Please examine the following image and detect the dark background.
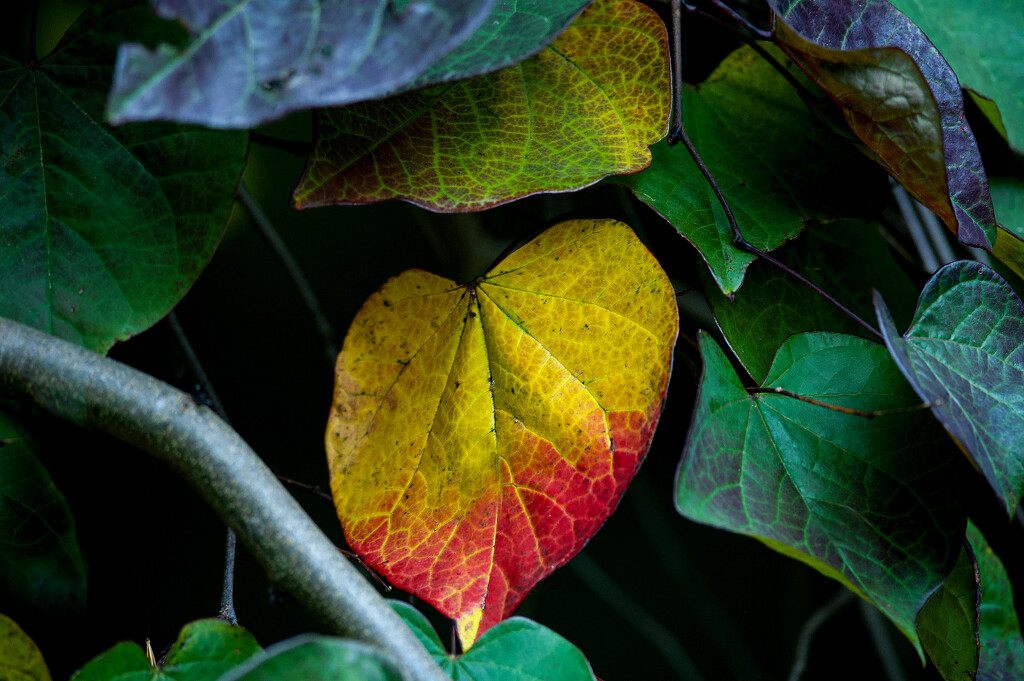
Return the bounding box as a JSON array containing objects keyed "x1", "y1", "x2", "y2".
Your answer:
[{"x1": 3, "y1": 2, "x2": 1022, "y2": 680}]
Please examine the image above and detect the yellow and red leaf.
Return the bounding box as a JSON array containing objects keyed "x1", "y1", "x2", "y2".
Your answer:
[{"x1": 326, "y1": 219, "x2": 677, "y2": 647}]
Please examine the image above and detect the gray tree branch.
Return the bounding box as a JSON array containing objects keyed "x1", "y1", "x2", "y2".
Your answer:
[{"x1": 0, "y1": 317, "x2": 448, "y2": 681}]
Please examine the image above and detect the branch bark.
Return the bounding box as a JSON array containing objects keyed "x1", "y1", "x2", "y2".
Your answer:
[{"x1": 0, "y1": 317, "x2": 449, "y2": 681}]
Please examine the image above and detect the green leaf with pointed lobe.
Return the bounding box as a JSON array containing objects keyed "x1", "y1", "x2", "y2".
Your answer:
[
  {"x1": 391, "y1": 601, "x2": 598, "y2": 681},
  {"x1": 0, "y1": 408, "x2": 85, "y2": 617},
  {"x1": 0, "y1": 0, "x2": 245, "y2": 353},
  {"x1": 0, "y1": 614, "x2": 51, "y2": 681},
  {"x1": 107, "y1": 0, "x2": 499, "y2": 128},
  {"x1": 769, "y1": 0, "x2": 997, "y2": 249},
  {"x1": 970, "y1": 523, "x2": 1024, "y2": 680},
  {"x1": 917, "y1": 540, "x2": 980, "y2": 681},
  {"x1": 71, "y1": 619, "x2": 261, "y2": 681},
  {"x1": 676, "y1": 332, "x2": 964, "y2": 654},
  {"x1": 887, "y1": 0, "x2": 1024, "y2": 155},
  {"x1": 874, "y1": 261, "x2": 1024, "y2": 516},
  {"x1": 614, "y1": 45, "x2": 884, "y2": 294},
  {"x1": 704, "y1": 220, "x2": 917, "y2": 383},
  {"x1": 293, "y1": 0, "x2": 670, "y2": 212}
]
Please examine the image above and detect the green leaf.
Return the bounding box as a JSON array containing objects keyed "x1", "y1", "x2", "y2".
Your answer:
[
  {"x1": 293, "y1": 0, "x2": 669, "y2": 212},
  {"x1": 874, "y1": 261, "x2": 1024, "y2": 516},
  {"x1": 0, "y1": 0, "x2": 246, "y2": 353},
  {"x1": 391, "y1": 601, "x2": 598, "y2": 680},
  {"x1": 69, "y1": 643, "x2": 152, "y2": 681},
  {"x1": 769, "y1": 0, "x2": 997, "y2": 249},
  {"x1": 218, "y1": 637, "x2": 400, "y2": 681},
  {"x1": 704, "y1": 219, "x2": 917, "y2": 383},
  {"x1": 71, "y1": 619, "x2": 261, "y2": 681},
  {"x1": 107, "y1": 0, "x2": 499, "y2": 128},
  {"x1": 888, "y1": 0, "x2": 1024, "y2": 155},
  {"x1": 0, "y1": 408, "x2": 85, "y2": 616},
  {"x1": 917, "y1": 540, "x2": 980, "y2": 681},
  {"x1": 969, "y1": 522, "x2": 1024, "y2": 680},
  {"x1": 614, "y1": 45, "x2": 883, "y2": 294},
  {"x1": 676, "y1": 332, "x2": 964, "y2": 655},
  {"x1": 0, "y1": 614, "x2": 51, "y2": 681}
]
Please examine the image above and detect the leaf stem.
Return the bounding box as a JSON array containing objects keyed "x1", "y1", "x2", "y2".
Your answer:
[
  {"x1": 237, "y1": 182, "x2": 338, "y2": 366},
  {"x1": 750, "y1": 386, "x2": 940, "y2": 417},
  {"x1": 0, "y1": 317, "x2": 450, "y2": 681}
]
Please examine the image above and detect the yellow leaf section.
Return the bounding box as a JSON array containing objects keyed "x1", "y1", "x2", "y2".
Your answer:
[
  {"x1": 294, "y1": 0, "x2": 669, "y2": 213},
  {"x1": 0, "y1": 614, "x2": 51, "y2": 681},
  {"x1": 994, "y1": 225, "x2": 1024, "y2": 281},
  {"x1": 327, "y1": 219, "x2": 677, "y2": 648}
]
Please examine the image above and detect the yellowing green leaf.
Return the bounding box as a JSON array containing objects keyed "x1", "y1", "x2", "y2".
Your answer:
[
  {"x1": 294, "y1": 0, "x2": 669, "y2": 212},
  {"x1": 0, "y1": 614, "x2": 51, "y2": 681},
  {"x1": 327, "y1": 219, "x2": 677, "y2": 649}
]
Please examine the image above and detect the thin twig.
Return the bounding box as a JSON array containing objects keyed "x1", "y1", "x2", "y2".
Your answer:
[
  {"x1": 0, "y1": 317, "x2": 450, "y2": 681},
  {"x1": 167, "y1": 312, "x2": 229, "y2": 421},
  {"x1": 787, "y1": 589, "x2": 855, "y2": 681},
  {"x1": 704, "y1": 0, "x2": 772, "y2": 39},
  {"x1": 275, "y1": 474, "x2": 334, "y2": 503},
  {"x1": 236, "y1": 182, "x2": 338, "y2": 366},
  {"x1": 167, "y1": 311, "x2": 239, "y2": 623}
]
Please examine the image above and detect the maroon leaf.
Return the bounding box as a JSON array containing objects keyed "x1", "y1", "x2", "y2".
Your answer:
[{"x1": 769, "y1": 0, "x2": 996, "y2": 249}]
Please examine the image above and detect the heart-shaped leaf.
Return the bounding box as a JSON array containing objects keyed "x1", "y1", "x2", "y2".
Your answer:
[
  {"x1": 703, "y1": 219, "x2": 917, "y2": 383},
  {"x1": 106, "y1": 0, "x2": 498, "y2": 128},
  {"x1": 327, "y1": 218, "x2": 677, "y2": 648},
  {"x1": 0, "y1": 0, "x2": 246, "y2": 353},
  {"x1": 769, "y1": 0, "x2": 997, "y2": 249},
  {"x1": 917, "y1": 540, "x2": 980, "y2": 681},
  {"x1": 392, "y1": 600, "x2": 597, "y2": 680},
  {"x1": 294, "y1": 0, "x2": 670, "y2": 213},
  {"x1": 0, "y1": 408, "x2": 85, "y2": 617},
  {"x1": 614, "y1": 45, "x2": 884, "y2": 294},
  {"x1": 874, "y1": 261, "x2": 1024, "y2": 516},
  {"x1": 676, "y1": 331, "x2": 964, "y2": 654},
  {"x1": 71, "y1": 619, "x2": 261, "y2": 681},
  {"x1": 970, "y1": 523, "x2": 1024, "y2": 680},
  {"x1": 888, "y1": 0, "x2": 1024, "y2": 155},
  {"x1": 0, "y1": 614, "x2": 50, "y2": 681}
]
